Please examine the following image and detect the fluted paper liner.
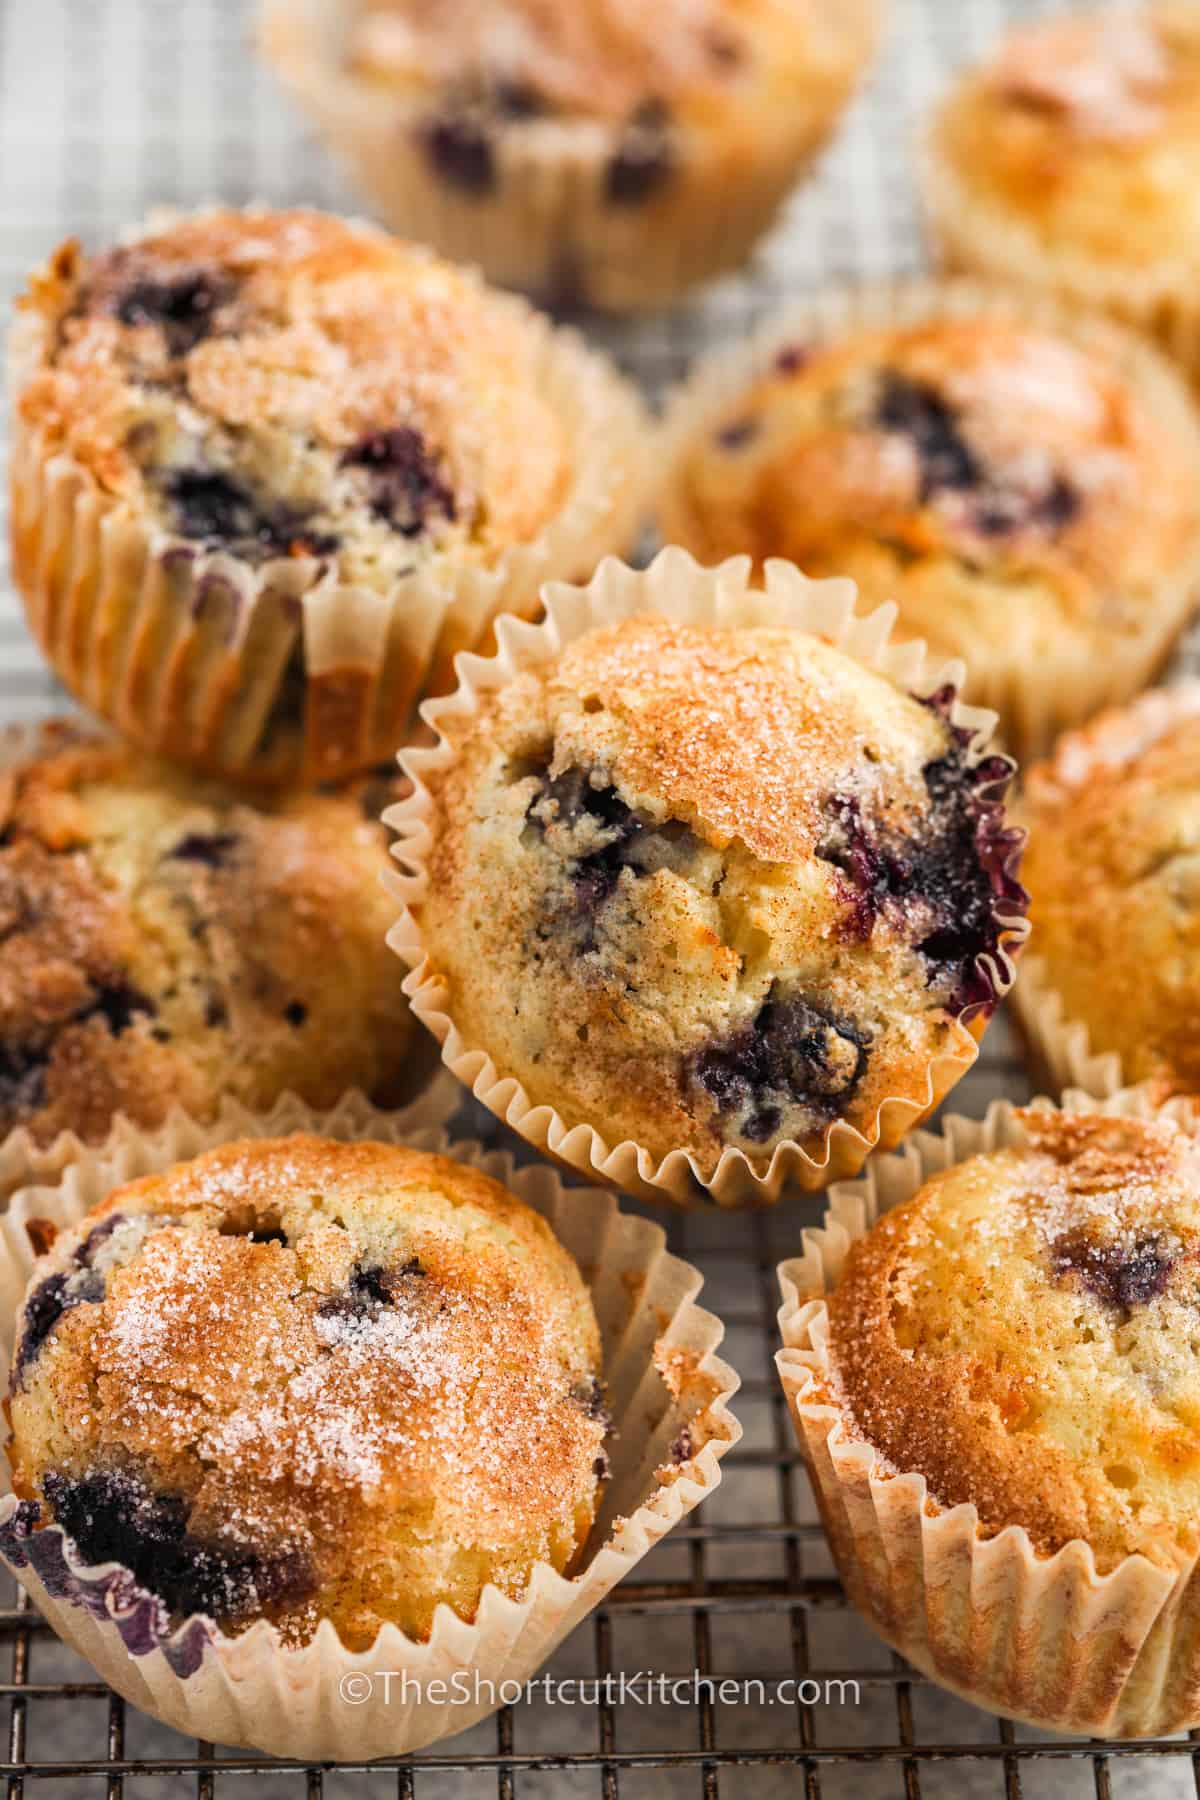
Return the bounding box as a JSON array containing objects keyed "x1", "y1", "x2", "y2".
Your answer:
[
  {"x1": 259, "y1": 0, "x2": 883, "y2": 313},
  {"x1": 921, "y1": 113, "x2": 1200, "y2": 379},
  {"x1": 7, "y1": 208, "x2": 650, "y2": 784},
  {"x1": 385, "y1": 548, "x2": 1028, "y2": 1207},
  {"x1": 776, "y1": 1086, "x2": 1200, "y2": 1738},
  {"x1": 1012, "y1": 684, "x2": 1200, "y2": 1106},
  {"x1": 0, "y1": 1091, "x2": 741, "y2": 1759},
  {"x1": 658, "y1": 276, "x2": 1200, "y2": 764}
]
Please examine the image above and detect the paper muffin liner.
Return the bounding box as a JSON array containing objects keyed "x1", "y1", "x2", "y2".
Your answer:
[
  {"x1": 921, "y1": 126, "x2": 1200, "y2": 380},
  {"x1": 658, "y1": 275, "x2": 1200, "y2": 764},
  {"x1": 1011, "y1": 683, "x2": 1200, "y2": 1107},
  {"x1": 7, "y1": 208, "x2": 650, "y2": 786},
  {"x1": 776, "y1": 1084, "x2": 1200, "y2": 1739},
  {"x1": 0, "y1": 1089, "x2": 741, "y2": 1759},
  {"x1": 384, "y1": 547, "x2": 1029, "y2": 1208},
  {"x1": 259, "y1": 0, "x2": 882, "y2": 313}
]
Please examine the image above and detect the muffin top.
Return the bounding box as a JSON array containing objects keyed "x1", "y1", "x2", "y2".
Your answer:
[
  {"x1": 418, "y1": 612, "x2": 1026, "y2": 1168},
  {"x1": 0, "y1": 724, "x2": 413, "y2": 1147},
  {"x1": 825, "y1": 1110, "x2": 1200, "y2": 1572},
  {"x1": 345, "y1": 0, "x2": 879, "y2": 141},
  {"x1": 932, "y1": 4, "x2": 1200, "y2": 266},
  {"x1": 15, "y1": 209, "x2": 571, "y2": 585},
  {"x1": 1021, "y1": 684, "x2": 1200, "y2": 1101},
  {"x1": 664, "y1": 314, "x2": 1200, "y2": 666},
  {"x1": 7, "y1": 1136, "x2": 606, "y2": 1647}
]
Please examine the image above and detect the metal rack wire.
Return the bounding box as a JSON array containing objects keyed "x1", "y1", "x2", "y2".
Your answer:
[{"x1": 0, "y1": 0, "x2": 1197, "y2": 1792}]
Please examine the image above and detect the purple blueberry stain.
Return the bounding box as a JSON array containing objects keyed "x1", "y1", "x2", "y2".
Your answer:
[
  {"x1": 875, "y1": 372, "x2": 981, "y2": 501},
  {"x1": 114, "y1": 268, "x2": 236, "y2": 357},
  {"x1": 687, "y1": 989, "x2": 870, "y2": 1146},
  {"x1": 164, "y1": 470, "x2": 339, "y2": 563},
  {"x1": 419, "y1": 110, "x2": 496, "y2": 194},
  {"x1": 606, "y1": 100, "x2": 674, "y2": 206},
  {"x1": 167, "y1": 832, "x2": 239, "y2": 870},
  {"x1": 341, "y1": 427, "x2": 456, "y2": 537},
  {"x1": 715, "y1": 418, "x2": 759, "y2": 451},
  {"x1": 1051, "y1": 1230, "x2": 1175, "y2": 1312}
]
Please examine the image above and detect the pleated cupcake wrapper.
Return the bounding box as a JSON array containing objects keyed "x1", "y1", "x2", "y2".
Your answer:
[
  {"x1": 1010, "y1": 683, "x2": 1200, "y2": 1107},
  {"x1": 0, "y1": 1090, "x2": 741, "y2": 1760},
  {"x1": 259, "y1": 0, "x2": 881, "y2": 313},
  {"x1": 921, "y1": 132, "x2": 1200, "y2": 379},
  {"x1": 776, "y1": 1085, "x2": 1200, "y2": 1739},
  {"x1": 384, "y1": 547, "x2": 1028, "y2": 1208},
  {"x1": 657, "y1": 275, "x2": 1200, "y2": 764},
  {"x1": 7, "y1": 209, "x2": 649, "y2": 785}
]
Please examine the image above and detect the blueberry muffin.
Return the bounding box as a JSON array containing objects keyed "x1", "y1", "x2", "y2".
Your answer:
[
  {"x1": 261, "y1": 0, "x2": 884, "y2": 311},
  {"x1": 660, "y1": 291, "x2": 1200, "y2": 759},
  {"x1": 406, "y1": 609, "x2": 1027, "y2": 1192},
  {"x1": 5, "y1": 1135, "x2": 608, "y2": 1647},
  {"x1": 1016, "y1": 684, "x2": 1200, "y2": 1105},
  {"x1": 924, "y1": 4, "x2": 1200, "y2": 371},
  {"x1": 9, "y1": 207, "x2": 646, "y2": 783},
  {"x1": 0, "y1": 724, "x2": 415, "y2": 1149},
  {"x1": 785, "y1": 1106, "x2": 1200, "y2": 1735}
]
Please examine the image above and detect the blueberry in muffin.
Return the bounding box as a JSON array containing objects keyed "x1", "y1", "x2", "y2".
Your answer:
[
  {"x1": 261, "y1": 0, "x2": 884, "y2": 311},
  {"x1": 6, "y1": 1136, "x2": 608, "y2": 1646},
  {"x1": 9, "y1": 207, "x2": 645, "y2": 783},
  {"x1": 0, "y1": 724, "x2": 414, "y2": 1148},
  {"x1": 408, "y1": 610, "x2": 1027, "y2": 1185},
  {"x1": 661, "y1": 294, "x2": 1200, "y2": 759},
  {"x1": 924, "y1": 3, "x2": 1200, "y2": 372}
]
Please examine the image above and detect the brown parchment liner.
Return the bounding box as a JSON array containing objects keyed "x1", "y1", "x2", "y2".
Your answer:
[
  {"x1": 776, "y1": 1085, "x2": 1200, "y2": 1739},
  {"x1": 1011, "y1": 683, "x2": 1200, "y2": 1106},
  {"x1": 0, "y1": 1089, "x2": 741, "y2": 1760},
  {"x1": 657, "y1": 276, "x2": 1200, "y2": 765},
  {"x1": 384, "y1": 548, "x2": 1029, "y2": 1208},
  {"x1": 6, "y1": 208, "x2": 650, "y2": 785},
  {"x1": 257, "y1": 0, "x2": 883, "y2": 313}
]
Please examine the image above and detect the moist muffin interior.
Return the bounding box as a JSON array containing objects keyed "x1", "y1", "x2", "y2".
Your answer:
[
  {"x1": 418, "y1": 613, "x2": 1026, "y2": 1170},
  {"x1": 6, "y1": 1136, "x2": 608, "y2": 1648},
  {"x1": 667, "y1": 317, "x2": 1200, "y2": 674},
  {"x1": 16, "y1": 209, "x2": 571, "y2": 589},
  {"x1": 0, "y1": 727, "x2": 413, "y2": 1147},
  {"x1": 824, "y1": 1110, "x2": 1200, "y2": 1572}
]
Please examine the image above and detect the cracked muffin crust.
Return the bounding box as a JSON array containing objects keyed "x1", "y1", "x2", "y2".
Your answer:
[
  {"x1": 5, "y1": 1135, "x2": 608, "y2": 1647},
  {"x1": 660, "y1": 297, "x2": 1200, "y2": 758},
  {"x1": 924, "y1": 4, "x2": 1200, "y2": 367},
  {"x1": 261, "y1": 0, "x2": 883, "y2": 310},
  {"x1": 9, "y1": 207, "x2": 645, "y2": 782},
  {"x1": 0, "y1": 724, "x2": 414, "y2": 1149},
  {"x1": 410, "y1": 611, "x2": 1027, "y2": 1182},
  {"x1": 822, "y1": 1110, "x2": 1200, "y2": 1572},
  {"x1": 1017, "y1": 684, "x2": 1200, "y2": 1105}
]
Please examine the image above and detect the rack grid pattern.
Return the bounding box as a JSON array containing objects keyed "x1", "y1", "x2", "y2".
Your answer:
[{"x1": 0, "y1": 0, "x2": 1196, "y2": 1793}]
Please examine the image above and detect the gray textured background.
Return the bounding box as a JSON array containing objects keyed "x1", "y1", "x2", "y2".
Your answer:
[{"x1": 0, "y1": 0, "x2": 1189, "y2": 1794}]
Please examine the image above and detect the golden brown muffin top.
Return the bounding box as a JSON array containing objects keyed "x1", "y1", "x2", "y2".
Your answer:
[
  {"x1": 826, "y1": 1110, "x2": 1200, "y2": 1571},
  {"x1": 8, "y1": 1136, "x2": 605, "y2": 1646},
  {"x1": 932, "y1": 4, "x2": 1200, "y2": 264},
  {"x1": 15, "y1": 209, "x2": 570, "y2": 578},
  {"x1": 666, "y1": 316, "x2": 1200, "y2": 627},
  {"x1": 1021, "y1": 684, "x2": 1200, "y2": 1100},
  {"x1": 346, "y1": 0, "x2": 880, "y2": 129},
  {"x1": 0, "y1": 723, "x2": 413, "y2": 1147}
]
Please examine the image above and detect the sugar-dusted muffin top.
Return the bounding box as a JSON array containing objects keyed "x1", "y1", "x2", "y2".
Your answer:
[
  {"x1": 418, "y1": 613, "x2": 1026, "y2": 1170},
  {"x1": 825, "y1": 1110, "x2": 1200, "y2": 1571},
  {"x1": 932, "y1": 4, "x2": 1200, "y2": 268},
  {"x1": 0, "y1": 725, "x2": 413, "y2": 1147},
  {"x1": 7, "y1": 1136, "x2": 607, "y2": 1647},
  {"x1": 14, "y1": 208, "x2": 571, "y2": 585},
  {"x1": 664, "y1": 315, "x2": 1200, "y2": 673},
  {"x1": 346, "y1": 0, "x2": 880, "y2": 149},
  {"x1": 1021, "y1": 685, "x2": 1200, "y2": 1101}
]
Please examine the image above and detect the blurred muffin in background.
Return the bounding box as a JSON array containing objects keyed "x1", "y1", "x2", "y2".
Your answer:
[
  {"x1": 9, "y1": 206, "x2": 647, "y2": 784},
  {"x1": 260, "y1": 0, "x2": 884, "y2": 312},
  {"x1": 659, "y1": 282, "x2": 1200, "y2": 760},
  {"x1": 0, "y1": 724, "x2": 415, "y2": 1150},
  {"x1": 923, "y1": 3, "x2": 1200, "y2": 372}
]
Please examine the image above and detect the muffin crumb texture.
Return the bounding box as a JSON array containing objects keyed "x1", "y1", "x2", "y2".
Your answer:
[
  {"x1": 826, "y1": 1110, "x2": 1200, "y2": 1571},
  {"x1": 7, "y1": 1136, "x2": 608, "y2": 1647}
]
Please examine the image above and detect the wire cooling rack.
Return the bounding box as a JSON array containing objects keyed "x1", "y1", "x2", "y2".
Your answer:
[{"x1": 0, "y1": 0, "x2": 1198, "y2": 1794}]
